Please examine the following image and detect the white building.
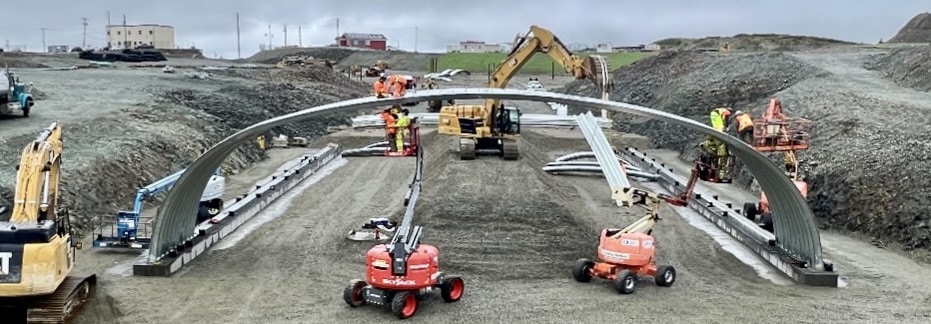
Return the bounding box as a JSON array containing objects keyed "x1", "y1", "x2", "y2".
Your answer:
[
  {"x1": 447, "y1": 40, "x2": 503, "y2": 53},
  {"x1": 106, "y1": 24, "x2": 175, "y2": 49},
  {"x1": 595, "y1": 43, "x2": 613, "y2": 53}
]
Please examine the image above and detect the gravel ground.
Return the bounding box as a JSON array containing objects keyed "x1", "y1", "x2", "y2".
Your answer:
[
  {"x1": 74, "y1": 130, "x2": 931, "y2": 323},
  {"x1": 561, "y1": 48, "x2": 931, "y2": 261},
  {"x1": 863, "y1": 45, "x2": 931, "y2": 91}
]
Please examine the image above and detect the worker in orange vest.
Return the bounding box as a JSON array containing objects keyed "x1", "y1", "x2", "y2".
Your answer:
[
  {"x1": 373, "y1": 75, "x2": 389, "y2": 98},
  {"x1": 730, "y1": 110, "x2": 754, "y2": 144},
  {"x1": 387, "y1": 74, "x2": 408, "y2": 98},
  {"x1": 379, "y1": 108, "x2": 398, "y2": 151}
]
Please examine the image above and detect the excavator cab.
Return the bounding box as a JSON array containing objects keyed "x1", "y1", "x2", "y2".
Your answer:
[{"x1": 495, "y1": 104, "x2": 521, "y2": 135}]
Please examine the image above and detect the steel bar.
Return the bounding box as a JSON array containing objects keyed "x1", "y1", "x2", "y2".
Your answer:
[
  {"x1": 575, "y1": 112, "x2": 630, "y2": 206},
  {"x1": 351, "y1": 113, "x2": 612, "y2": 129}
]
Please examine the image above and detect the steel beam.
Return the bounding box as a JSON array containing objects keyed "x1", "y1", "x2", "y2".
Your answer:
[{"x1": 147, "y1": 88, "x2": 825, "y2": 274}]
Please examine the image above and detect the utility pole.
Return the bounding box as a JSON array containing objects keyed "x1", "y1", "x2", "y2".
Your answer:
[
  {"x1": 298, "y1": 26, "x2": 302, "y2": 47},
  {"x1": 82, "y1": 17, "x2": 89, "y2": 48},
  {"x1": 414, "y1": 26, "x2": 418, "y2": 53},
  {"x1": 106, "y1": 11, "x2": 111, "y2": 26},
  {"x1": 4, "y1": 39, "x2": 9, "y2": 51},
  {"x1": 236, "y1": 12, "x2": 241, "y2": 58},
  {"x1": 336, "y1": 18, "x2": 340, "y2": 38},
  {"x1": 265, "y1": 24, "x2": 273, "y2": 49},
  {"x1": 40, "y1": 28, "x2": 47, "y2": 52},
  {"x1": 283, "y1": 25, "x2": 288, "y2": 46},
  {"x1": 122, "y1": 15, "x2": 128, "y2": 49}
]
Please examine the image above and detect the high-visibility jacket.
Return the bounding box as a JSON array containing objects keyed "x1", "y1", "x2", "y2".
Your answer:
[
  {"x1": 709, "y1": 108, "x2": 731, "y2": 132},
  {"x1": 373, "y1": 80, "x2": 388, "y2": 96},
  {"x1": 395, "y1": 114, "x2": 410, "y2": 130},
  {"x1": 380, "y1": 112, "x2": 397, "y2": 134},
  {"x1": 735, "y1": 113, "x2": 753, "y2": 132}
]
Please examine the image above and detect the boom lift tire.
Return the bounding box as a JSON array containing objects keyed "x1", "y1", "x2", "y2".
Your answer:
[
  {"x1": 760, "y1": 212, "x2": 774, "y2": 232},
  {"x1": 654, "y1": 265, "x2": 677, "y2": 287},
  {"x1": 390, "y1": 291, "x2": 418, "y2": 319},
  {"x1": 23, "y1": 98, "x2": 33, "y2": 117},
  {"x1": 342, "y1": 280, "x2": 367, "y2": 307},
  {"x1": 439, "y1": 275, "x2": 465, "y2": 303},
  {"x1": 614, "y1": 269, "x2": 637, "y2": 294},
  {"x1": 743, "y1": 202, "x2": 758, "y2": 221},
  {"x1": 572, "y1": 258, "x2": 594, "y2": 282}
]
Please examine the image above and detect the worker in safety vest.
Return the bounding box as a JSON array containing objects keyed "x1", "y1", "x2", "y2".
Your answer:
[
  {"x1": 700, "y1": 107, "x2": 733, "y2": 180},
  {"x1": 394, "y1": 109, "x2": 411, "y2": 152},
  {"x1": 379, "y1": 108, "x2": 398, "y2": 151},
  {"x1": 373, "y1": 75, "x2": 389, "y2": 98},
  {"x1": 729, "y1": 110, "x2": 754, "y2": 144},
  {"x1": 387, "y1": 74, "x2": 408, "y2": 98}
]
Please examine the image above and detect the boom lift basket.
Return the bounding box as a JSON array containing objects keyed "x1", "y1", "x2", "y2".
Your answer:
[{"x1": 751, "y1": 117, "x2": 812, "y2": 152}]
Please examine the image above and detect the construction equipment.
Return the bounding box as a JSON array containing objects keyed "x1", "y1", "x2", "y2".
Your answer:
[
  {"x1": 341, "y1": 116, "x2": 422, "y2": 158},
  {"x1": 346, "y1": 217, "x2": 398, "y2": 242},
  {"x1": 269, "y1": 134, "x2": 310, "y2": 148},
  {"x1": 276, "y1": 55, "x2": 334, "y2": 68},
  {"x1": 0, "y1": 68, "x2": 35, "y2": 117},
  {"x1": 0, "y1": 122, "x2": 97, "y2": 323},
  {"x1": 742, "y1": 97, "x2": 812, "y2": 232},
  {"x1": 355, "y1": 60, "x2": 390, "y2": 77},
  {"x1": 571, "y1": 154, "x2": 701, "y2": 294},
  {"x1": 423, "y1": 78, "x2": 454, "y2": 112},
  {"x1": 437, "y1": 25, "x2": 613, "y2": 160},
  {"x1": 92, "y1": 168, "x2": 226, "y2": 250},
  {"x1": 342, "y1": 146, "x2": 464, "y2": 319}
]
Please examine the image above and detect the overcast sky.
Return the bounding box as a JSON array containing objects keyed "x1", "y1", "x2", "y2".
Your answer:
[{"x1": 1, "y1": 1, "x2": 927, "y2": 58}]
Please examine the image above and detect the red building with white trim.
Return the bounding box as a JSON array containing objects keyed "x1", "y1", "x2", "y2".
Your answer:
[{"x1": 335, "y1": 33, "x2": 387, "y2": 51}]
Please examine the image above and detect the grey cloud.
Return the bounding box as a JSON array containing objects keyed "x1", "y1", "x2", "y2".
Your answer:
[{"x1": 2, "y1": 1, "x2": 927, "y2": 58}]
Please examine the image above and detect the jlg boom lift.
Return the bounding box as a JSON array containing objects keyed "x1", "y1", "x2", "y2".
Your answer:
[
  {"x1": 437, "y1": 25, "x2": 613, "y2": 160},
  {"x1": 342, "y1": 146, "x2": 464, "y2": 319},
  {"x1": 92, "y1": 168, "x2": 226, "y2": 250},
  {"x1": 0, "y1": 122, "x2": 97, "y2": 324},
  {"x1": 742, "y1": 97, "x2": 812, "y2": 232},
  {"x1": 341, "y1": 115, "x2": 421, "y2": 158},
  {"x1": 572, "y1": 164, "x2": 701, "y2": 294}
]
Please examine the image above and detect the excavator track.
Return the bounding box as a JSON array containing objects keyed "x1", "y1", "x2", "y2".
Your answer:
[
  {"x1": 501, "y1": 139, "x2": 519, "y2": 160},
  {"x1": 24, "y1": 275, "x2": 97, "y2": 324}
]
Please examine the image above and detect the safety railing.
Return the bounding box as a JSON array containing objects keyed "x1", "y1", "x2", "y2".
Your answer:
[{"x1": 751, "y1": 117, "x2": 812, "y2": 152}]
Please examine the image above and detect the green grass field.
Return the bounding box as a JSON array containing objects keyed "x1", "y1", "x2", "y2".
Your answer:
[{"x1": 433, "y1": 52, "x2": 651, "y2": 74}]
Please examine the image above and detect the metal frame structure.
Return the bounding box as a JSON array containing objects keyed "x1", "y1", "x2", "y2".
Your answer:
[{"x1": 144, "y1": 88, "x2": 825, "y2": 272}]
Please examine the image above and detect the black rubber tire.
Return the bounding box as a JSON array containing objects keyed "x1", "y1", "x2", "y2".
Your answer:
[
  {"x1": 760, "y1": 212, "x2": 774, "y2": 232},
  {"x1": 439, "y1": 275, "x2": 465, "y2": 303},
  {"x1": 22, "y1": 99, "x2": 32, "y2": 117},
  {"x1": 613, "y1": 270, "x2": 637, "y2": 294},
  {"x1": 342, "y1": 280, "x2": 367, "y2": 307},
  {"x1": 654, "y1": 265, "x2": 677, "y2": 287},
  {"x1": 572, "y1": 258, "x2": 594, "y2": 283},
  {"x1": 390, "y1": 291, "x2": 418, "y2": 319},
  {"x1": 196, "y1": 204, "x2": 210, "y2": 223},
  {"x1": 743, "y1": 202, "x2": 758, "y2": 221}
]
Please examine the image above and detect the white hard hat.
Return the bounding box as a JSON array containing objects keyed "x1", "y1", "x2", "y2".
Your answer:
[{"x1": 735, "y1": 110, "x2": 743, "y2": 115}]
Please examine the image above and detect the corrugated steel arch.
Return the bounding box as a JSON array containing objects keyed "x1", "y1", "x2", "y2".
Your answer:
[{"x1": 148, "y1": 88, "x2": 824, "y2": 269}]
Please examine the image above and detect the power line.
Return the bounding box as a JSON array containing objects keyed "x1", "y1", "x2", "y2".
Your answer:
[{"x1": 81, "y1": 17, "x2": 88, "y2": 48}]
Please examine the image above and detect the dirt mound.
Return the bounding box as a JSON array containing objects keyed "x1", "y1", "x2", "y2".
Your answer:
[
  {"x1": 654, "y1": 34, "x2": 856, "y2": 52},
  {"x1": 156, "y1": 66, "x2": 369, "y2": 139},
  {"x1": 0, "y1": 53, "x2": 50, "y2": 68},
  {"x1": 562, "y1": 51, "x2": 819, "y2": 150},
  {"x1": 244, "y1": 47, "x2": 357, "y2": 64},
  {"x1": 888, "y1": 13, "x2": 931, "y2": 43},
  {"x1": 863, "y1": 45, "x2": 931, "y2": 91},
  {"x1": 337, "y1": 51, "x2": 440, "y2": 71}
]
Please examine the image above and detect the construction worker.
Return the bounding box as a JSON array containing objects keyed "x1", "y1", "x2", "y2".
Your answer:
[
  {"x1": 700, "y1": 107, "x2": 733, "y2": 180},
  {"x1": 387, "y1": 74, "x2": 408, "y2": 98},
  {"x1": 373, "y1": 75, "x2": 389, "y2": 98},
  {"x1": 729, "y1": 110, "x2": 754, "y2": 144},
  {"x1": 394, "y1": 109, "x2": 411, "y2": 152},
  {"x1": 379, "y1": 108, "x2": 398, "y2": 151}
]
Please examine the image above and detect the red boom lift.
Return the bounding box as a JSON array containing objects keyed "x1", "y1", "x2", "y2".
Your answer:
[
  {"x1": 742, "y1": 97, "x2": 812, "y2": 232},
  {"x1": 342, "y1": 146, "x2": 464, "y2": 319},
  {"x1": 572, "y1": 165, "x2": 700, "y2": 294}
]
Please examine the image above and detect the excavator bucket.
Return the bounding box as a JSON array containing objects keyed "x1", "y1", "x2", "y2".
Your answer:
[{"x1": 585, "y1": 55, "x2": 612, "y2": 100}]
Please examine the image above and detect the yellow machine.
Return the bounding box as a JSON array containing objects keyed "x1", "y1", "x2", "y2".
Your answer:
[
  {"x1": 437, "y1": 25, "x2": 613, "y2": 160},
  {"x1": 0, "y1": 122, "x2": 96, "y2": 324}
]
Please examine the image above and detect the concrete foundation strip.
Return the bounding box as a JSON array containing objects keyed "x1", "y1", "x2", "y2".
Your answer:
[
  {"x1": 133, "y1": 145, "x2": 342, "y2": 276},
  {"x1": 144, "y1": 88, "x2": 829, "y2": 284},
  {"x1": 622, "y1": 147, "x2": 837, "y2": 286}
]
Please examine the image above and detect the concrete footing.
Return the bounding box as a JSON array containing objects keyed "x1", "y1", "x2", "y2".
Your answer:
[{"x1": 623, "y1": 147, "x2": 839, "y2": 287}]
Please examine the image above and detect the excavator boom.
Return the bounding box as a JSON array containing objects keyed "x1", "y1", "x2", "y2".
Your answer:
[
  {"x1": 0, "y1": 122, "x2": 96, "y2": 324},
  {"x1": 438, "y1": 25, "x2": 612, "y2": 160}
]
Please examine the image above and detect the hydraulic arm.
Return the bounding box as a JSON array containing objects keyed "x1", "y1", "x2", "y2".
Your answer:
[{"x1": 387, "y1": 145, "x2": 424, "y2": 276}]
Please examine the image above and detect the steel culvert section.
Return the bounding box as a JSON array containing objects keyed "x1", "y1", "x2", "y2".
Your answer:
[{"x1": 148, "y1": 88, "x2": 824, "y2": 269}]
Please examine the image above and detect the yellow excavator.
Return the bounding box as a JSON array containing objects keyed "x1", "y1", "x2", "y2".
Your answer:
[
  {"x1": 0, "y1": 122, "x2": 96, "y2": 324},
  {"x1": 437, "y1": 25, "x2": 613, "y2": 160}
]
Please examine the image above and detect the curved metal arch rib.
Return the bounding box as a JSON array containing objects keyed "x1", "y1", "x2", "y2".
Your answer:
[{"x1": 149, "y1": 88, "x2": 824, "y2": 268}]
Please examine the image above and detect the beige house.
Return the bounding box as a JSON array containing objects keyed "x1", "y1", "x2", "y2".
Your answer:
[{"x1": 106, "y1": 24, "x2": 175, "y2": 49}]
